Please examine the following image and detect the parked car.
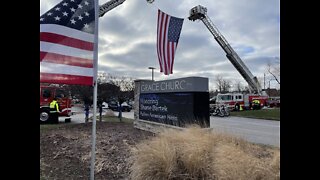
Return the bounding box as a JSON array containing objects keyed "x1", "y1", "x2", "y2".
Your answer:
[
  {"x1": 108, "y1": 101, "x2": 118, "y2": 111},
  {"x1": 102, "y1": 102, "x2": 108, "y2": 109},
  {"x1": 267, "y1": 97, "x2": 280, "y2": 108},
  {"x1": 108, "y1": 101, "x2": 132, "y2": 112},
  {"x1": 121, "y1": 102, "x2": 132, "y2": 112}
]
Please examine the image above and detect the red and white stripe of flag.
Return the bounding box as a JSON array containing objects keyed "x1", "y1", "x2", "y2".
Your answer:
[{"x1": 40, "y1": 24, "x2": 94, "y2": 85}]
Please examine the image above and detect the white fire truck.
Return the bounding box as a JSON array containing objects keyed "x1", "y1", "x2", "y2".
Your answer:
[{"x1": 189, "y1": 5, "x2": 269, "y2": 111}]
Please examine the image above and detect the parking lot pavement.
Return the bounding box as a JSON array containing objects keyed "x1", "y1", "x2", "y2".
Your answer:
[
  {"x1": 121, "y1": 111, "x2": 134, "y2": 119},
  {"x1": 59, "y1": 107, "x2": 125, "y2": 124},
  {"x1": 108, "y1": 111, "x2": 279, "y2": 147}
]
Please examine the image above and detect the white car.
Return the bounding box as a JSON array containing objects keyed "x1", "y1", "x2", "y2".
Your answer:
[{"x1": 102, "y1": 102, "x2": 108, "y2": 109}]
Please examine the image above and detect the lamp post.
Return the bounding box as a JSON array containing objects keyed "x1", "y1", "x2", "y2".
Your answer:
[
  {"x1": 268, "y1": 78, "x2": 275, "y2": 89},
  {"x1": 148, "y1": 67, "x2": 155, "y2": 81},
  {"x1": 264, "y1": 73, "x2": 266, "y2": 90}
]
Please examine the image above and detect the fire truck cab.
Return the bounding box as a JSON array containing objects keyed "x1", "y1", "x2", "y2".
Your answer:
[{"x1": 40, "y1": 85, "x2": 72, "y2": 123}]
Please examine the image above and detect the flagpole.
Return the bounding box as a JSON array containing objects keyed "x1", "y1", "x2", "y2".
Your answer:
[{"x1": 90, "y1": 0, "x2": 99, "y2": 179}]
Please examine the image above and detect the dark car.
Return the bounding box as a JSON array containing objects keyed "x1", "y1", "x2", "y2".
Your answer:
[
  {"x1": 108, "y1": 101, "x2": 118, "y2": 111},
  {"x1": 121, "y1": 102, "x2": 132, "y2": 112},
  {"x1": 108, "y1": 101, "x2": 132, "y2": 112},
  {"x1": 267, "y1": 97, "x2": 280, "y2": 108}
]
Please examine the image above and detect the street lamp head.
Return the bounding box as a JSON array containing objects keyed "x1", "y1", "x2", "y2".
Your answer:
[
  {"x1": 148, "y1": 67, "x2": 155, "y2": 81},
  {"x1": 146, "y1": 0, "x2": 155, "y2": 4}
]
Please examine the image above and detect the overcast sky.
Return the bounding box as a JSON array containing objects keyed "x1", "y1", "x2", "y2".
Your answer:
[{"x1": 40, "y1": 0, "x2": 280, "y2": 90}]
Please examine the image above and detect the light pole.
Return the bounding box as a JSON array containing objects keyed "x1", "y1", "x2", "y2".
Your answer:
[
  {"x1": 264, "y1": 73, "x2": 266, "y2": 90},
  {"x1": 268, "y1": 79, "x2": 275, "y2": 89},
  {"x1": 148, "y1": 67, "x2": 155, "y2": 81}
]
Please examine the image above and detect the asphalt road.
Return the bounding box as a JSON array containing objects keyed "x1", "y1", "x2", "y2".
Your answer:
[
  {"x1": 62, "y1": 107, "x2": 279, "y2": 147},
  {"x1": 210, "y1": 116, "x2": 280, "y2": 147}
]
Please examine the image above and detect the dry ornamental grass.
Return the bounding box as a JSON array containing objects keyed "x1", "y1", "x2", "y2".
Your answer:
[{"x1": 129, "y1": 125, "x2": 280, "y2": 180}]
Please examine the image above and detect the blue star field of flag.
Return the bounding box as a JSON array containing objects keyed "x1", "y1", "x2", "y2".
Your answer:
[
  {"x1": 40, "y1": 0, "x2": 95, "y2": 34},
  {"x1": 168, "y1": 16, "x2": 184, "y2": 43}
]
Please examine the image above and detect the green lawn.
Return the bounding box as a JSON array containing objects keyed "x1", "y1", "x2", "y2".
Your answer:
[
  {"x1": 230, "y1": 108, "x2": 280, "y2": 121},
  {"x1": 100, "y1": 116, "x2": 133, "y2": 123}
]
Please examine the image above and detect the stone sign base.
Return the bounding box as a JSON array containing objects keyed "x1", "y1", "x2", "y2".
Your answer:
[
  {"x1": 134, "y1": 119, "x2": 212, "y2": 134},
  {"x1": 133, "y1": 119, "x2": 183, "y2": 134}
]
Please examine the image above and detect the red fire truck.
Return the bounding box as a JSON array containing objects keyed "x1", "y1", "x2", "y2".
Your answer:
[
  {"x1": 40, "y1": 84, "x2": 72, "y2": 123},
  {"x1": 215, "y1": 93, "x2": 268, "y2": 111}
]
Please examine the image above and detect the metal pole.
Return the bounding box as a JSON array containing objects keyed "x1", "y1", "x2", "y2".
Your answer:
[
  {"x1": 90, "y1": 79, "x2": 98, "y2": 180},
  {"x1": 152, "y1": 68, "x2": 154, "y2": 81},
  {"x1": 148, "y1": 67, "x2": 155, "y2": 81},
  {"x1": 269, "y1": 80, "x2": 270, "y2": 89},
  {"x1": 90, "y1": 0, "x2": 99, "y2": 179},
  {"x1": 264, "y1": 73, "x2": 265, "y2": 90}
]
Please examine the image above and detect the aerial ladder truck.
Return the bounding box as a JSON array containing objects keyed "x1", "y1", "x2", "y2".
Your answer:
[
  {"x1": 99, "y1": 0, "x2": 126, "y2": 17},
  {"x1": 188, "y1": 5, "x2": 268, "y2": 110}
]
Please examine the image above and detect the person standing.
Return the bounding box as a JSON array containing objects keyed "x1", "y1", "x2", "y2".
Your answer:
[
  {"x1": 256, "y1": 99, "x2": 261, "y2": 110},
  {"x1": 84, "y1": 103, "x2": 90, "y2": 123},
  {"x1": 118, "y1": 102, "x2": 122, "y2": 122},
  {"x1": 49, "y1": 97, "x2": 60, "y2": 124},
  {"x1": 98, "y1": 103, "x2": 103, "y2": 122},
  {"x1": 252, "y1": 99, "x2": 261, "y2": 110}
]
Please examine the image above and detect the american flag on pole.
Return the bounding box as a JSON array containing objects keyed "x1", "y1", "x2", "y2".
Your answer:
[
  {"x1": 40, "y1": 0, "x2": 96, "y2": 86},
  {"x1": 157, "y1": 9, "x2": 184, "y2": 75}
]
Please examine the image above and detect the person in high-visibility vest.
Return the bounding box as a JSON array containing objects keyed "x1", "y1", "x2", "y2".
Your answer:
[
  {"x1": 239, "y1": 104, "x2": 243, "y2": 111},
  {"x1": 252, "y1": 99, "x2": 261, "y2": 110},
  {"x1": 49, "y1": 98, "x2": 60, "y2": 123}
]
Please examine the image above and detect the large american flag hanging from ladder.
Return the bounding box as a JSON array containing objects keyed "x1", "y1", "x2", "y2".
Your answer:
[{"x1": 157, "y1": 9, "x2": 184, "y2": 75}]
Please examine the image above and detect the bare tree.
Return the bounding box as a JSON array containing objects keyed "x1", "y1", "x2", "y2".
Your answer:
[
  {"x1": 233, "y1": 81, "x2": 243, "y2": 92},
  {"x1": 97, "y1": 71, "x2": 107, "y2": 84},
  {"x1": 109, "y1": 75, "x2": 134, "y2": 92},
  {"x1": 108, "y1": 75, "x2": 135, "y2": 103},
  {"x1": 215, "y1": 75, "x2": 224, "y2": 92},
  {"x1": 267, "y1": 58, "x2": 280, "y2": 85},
  {"x1": 106, "y1": 75, "x2": 135, "y2": 121},
  {"x1": 98, "y1": 82, "x2": 120, "y2": 103},
  {"x1": 68, "y1": 84, "x2": 93, "y2": 104},
  {"x1": 97, "y1": 71, "x2": 114, "y2": 84},
  {"x1": 243, "y1": 86, "x2": 251, "y2": 93},
  {"x1": 215, "y1": 75, "x2": 231, "y2": 93}
]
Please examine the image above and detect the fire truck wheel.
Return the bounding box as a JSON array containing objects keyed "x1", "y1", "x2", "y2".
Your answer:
[{"x1": 40, "y1": 110, "x2": 50, "y2": 123}]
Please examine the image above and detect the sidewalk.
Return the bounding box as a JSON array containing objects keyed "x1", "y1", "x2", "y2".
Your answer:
[{"x1": 58, "y1": 105, "x2": 133, "y2": 124}]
